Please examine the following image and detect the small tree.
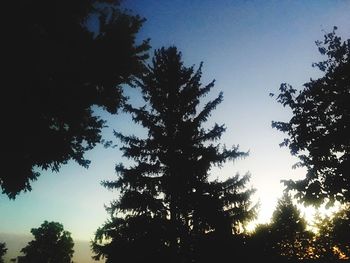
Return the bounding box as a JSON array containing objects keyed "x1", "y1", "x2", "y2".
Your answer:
[
  {"x1": 272, "y1": 27, "x2": 350, "y2": 206},
  {"x1": 270, "y1": 193, "x2": 311, "y2": 260},
  {"x1": 252, "y1": 194, "x2": 311, "y2": 261},
  {"x1": 92, "y1": 47, "x2": 255, "y2": 263},
  {"x1": 18, "y1": 221, "x2": 74, "y2": 263},
  {"x1": 0, "y1": 242, "x2": 7, "y2": 263}
]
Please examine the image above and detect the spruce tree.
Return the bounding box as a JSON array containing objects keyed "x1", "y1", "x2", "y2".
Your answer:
[
  {"x1": 254, "y1": 193, "x2": 311, "y2": 261},
  {"x1": 270, "y1": 193, "x2": 311, "y2": 260},
  {"x1": 92, "y1": 47, "x2": 255, "y2": 263}
]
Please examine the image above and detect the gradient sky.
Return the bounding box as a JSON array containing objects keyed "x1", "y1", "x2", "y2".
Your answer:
[{"x1": 1, "y1": 0, "x2": 349, "y2": 253}]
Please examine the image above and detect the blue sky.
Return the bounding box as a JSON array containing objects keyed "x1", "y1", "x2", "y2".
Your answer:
[{"x1": 1, "y1": 0, "x2": 349, "y2": 248}]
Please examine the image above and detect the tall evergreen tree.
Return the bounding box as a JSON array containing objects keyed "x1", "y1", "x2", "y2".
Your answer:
[{"x1": 92, "y1": 47, "x2": 255, "y2": 263}]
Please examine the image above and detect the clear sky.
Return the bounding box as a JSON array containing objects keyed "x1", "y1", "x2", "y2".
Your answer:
[{"x1": 1, "y1": 0, "x2": 349, "y2": 255}]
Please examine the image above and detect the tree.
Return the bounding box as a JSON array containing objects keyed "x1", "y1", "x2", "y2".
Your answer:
[
  {"x1": 331, "y1": 205, "x2": 350, "y2": 259},
  {"x1": 313, "y1": 204, "x2": 350, "y2": 260},
  {"x1": 194, "y1": 174, "x2": 257, "y2": 263},
  {"x1": 3, "y1": 0, "x2": 149, "y2": 198},
  {"x1": 272, "y1": 27, "x2": 350, "y2": 206},
  {"x1": 270, "y1": 193, "x2": 311, "y2": 260},
  {"x1": 210, "y1": 173, "x2": 257, "y2": 235},
  {"x1": 0, "y1": 242, "x2": 7, "y2": 263},
  {"x1": 251, "y1": 194, "x2": 311, "y2": 261},
  {"x1": 92, "y1": 47, "x2": 255, "y2": 263},
  {"x1": 18, "y1": 221, "x2": 74, "y2": 263}
]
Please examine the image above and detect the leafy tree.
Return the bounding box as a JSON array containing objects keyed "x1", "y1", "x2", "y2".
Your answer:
[
  {"x1": 272, "y1": 27, "x2": 350, "y2": 206},
  {"x1": 17, "y1": 221, "x2": 74, "y2": 263},
  {"x1": 3, "y1": 0, "x2": 149, "y2": 198},
  {"x1": 0, "y1": 242, "x2": 7, "y2": 263},
  {"x1": 331, "y1": 205, "x2": 350, "y2": 258},
  {"x1": 92, "y1": 47, "x2": 255, "y2": 263},
  {"x1": 312, "y1": 214, "x2": 339, "y2": 261},
  {"x1": 313, "y1": 204, "x2": 350, "y2": 260}
]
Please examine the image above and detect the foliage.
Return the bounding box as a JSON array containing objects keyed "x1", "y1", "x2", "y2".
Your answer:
[
  {"x1": 2, "y1": 0, "x2": 150, "y2": 198},
  {"x1": 211, "y1": 174, "x2": 257, "y2": 235},
  {"x1": 92, "y1": 47, "x2": 256, "y2": 263},
  {"x1": 313, "y1": 204, "x2": 350, "y2": 260},
  {"x1": 251, "y1": 193, "x2": 312, "y2": 261},
  {"x1": 270, "y1": 194, "x2": 311, "y2": 260},
  {"x1": 272, "y1": 27, "x2": 350, "y2": 206},
  {"x1": 0, "y1": 242, "x2": 7, "y2": 263},
  {"x1": 17, "y1": 221, "x2": 74, "y2": 263}
]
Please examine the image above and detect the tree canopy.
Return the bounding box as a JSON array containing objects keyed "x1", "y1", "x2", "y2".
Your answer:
[
  {"x1": 17, "y1": 221, "x2": 74, "y2": 263},
  {"x1": 272, "y1": 27, "x2": 350, "y2": 206},
  {"x1": 2, "y1": 0, "x2": 149, "y2": 198},
  {"x1": 92, "y1": 46, "x2": 256, "y2": 263},
  {"x1": 313, "y1": 204, "x2": 350, "y2": 260},
  {"x1": 251, "y1": 193, "x2": 311, "y2": 261}
]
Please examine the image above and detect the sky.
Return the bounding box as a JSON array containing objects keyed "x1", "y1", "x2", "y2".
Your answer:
[{"x1": 1, "y1": 0, "x2": 350, "y2": 261}]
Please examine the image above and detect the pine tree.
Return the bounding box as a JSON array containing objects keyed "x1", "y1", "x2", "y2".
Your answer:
[
  {"x1": 269, "y1": 193, "x2": 311, "y2": 260},
  {"x1": 92, "y1": 47, "x2": 255, "y2": 263}
]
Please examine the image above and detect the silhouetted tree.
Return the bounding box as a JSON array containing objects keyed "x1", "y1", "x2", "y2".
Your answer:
[
  {"x1": 312, "y1": 213, "x2": 339, "y2": 261},
  {"x1": 3, "y1": 0, "x2": 149, "y2": 198},
  {"x1": 217, "y1": 174, "x2": 257, "y2": 234},
  {"x1": 195, "y1": 173, "x2": 257, "y2": 263},
  {"x1": 251, "y1": 194, "x2": 311, "y2": 261},
  {"x1": 250, "y1": 223, "x2": 273, "y2": 259},
  {"x1": 313, "y1": 204, "x2": 350, "y2": 260},
  {"x1": 92, "y1": 47, "x2": 254, "y2": 263},
  {"x1": 271, "y1": 194, "x2": 311, "y2": 260},
  {"x1": 0, "y1": 242, "x2": 7, "y2": 263},
  {"x1": 331, "y1": 205, "x2": 350, "y2": 259},
  {"x1": 272, "y1": 27, "x2": 350, "y2": 206},
  {"x1": 17, "y1": 221, "x2": 74, "y2": 263}
]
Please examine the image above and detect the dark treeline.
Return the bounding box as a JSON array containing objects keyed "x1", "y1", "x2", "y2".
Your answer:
[{"x1": 1, "y1": 1, "x2": 349, "y2": 262}]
